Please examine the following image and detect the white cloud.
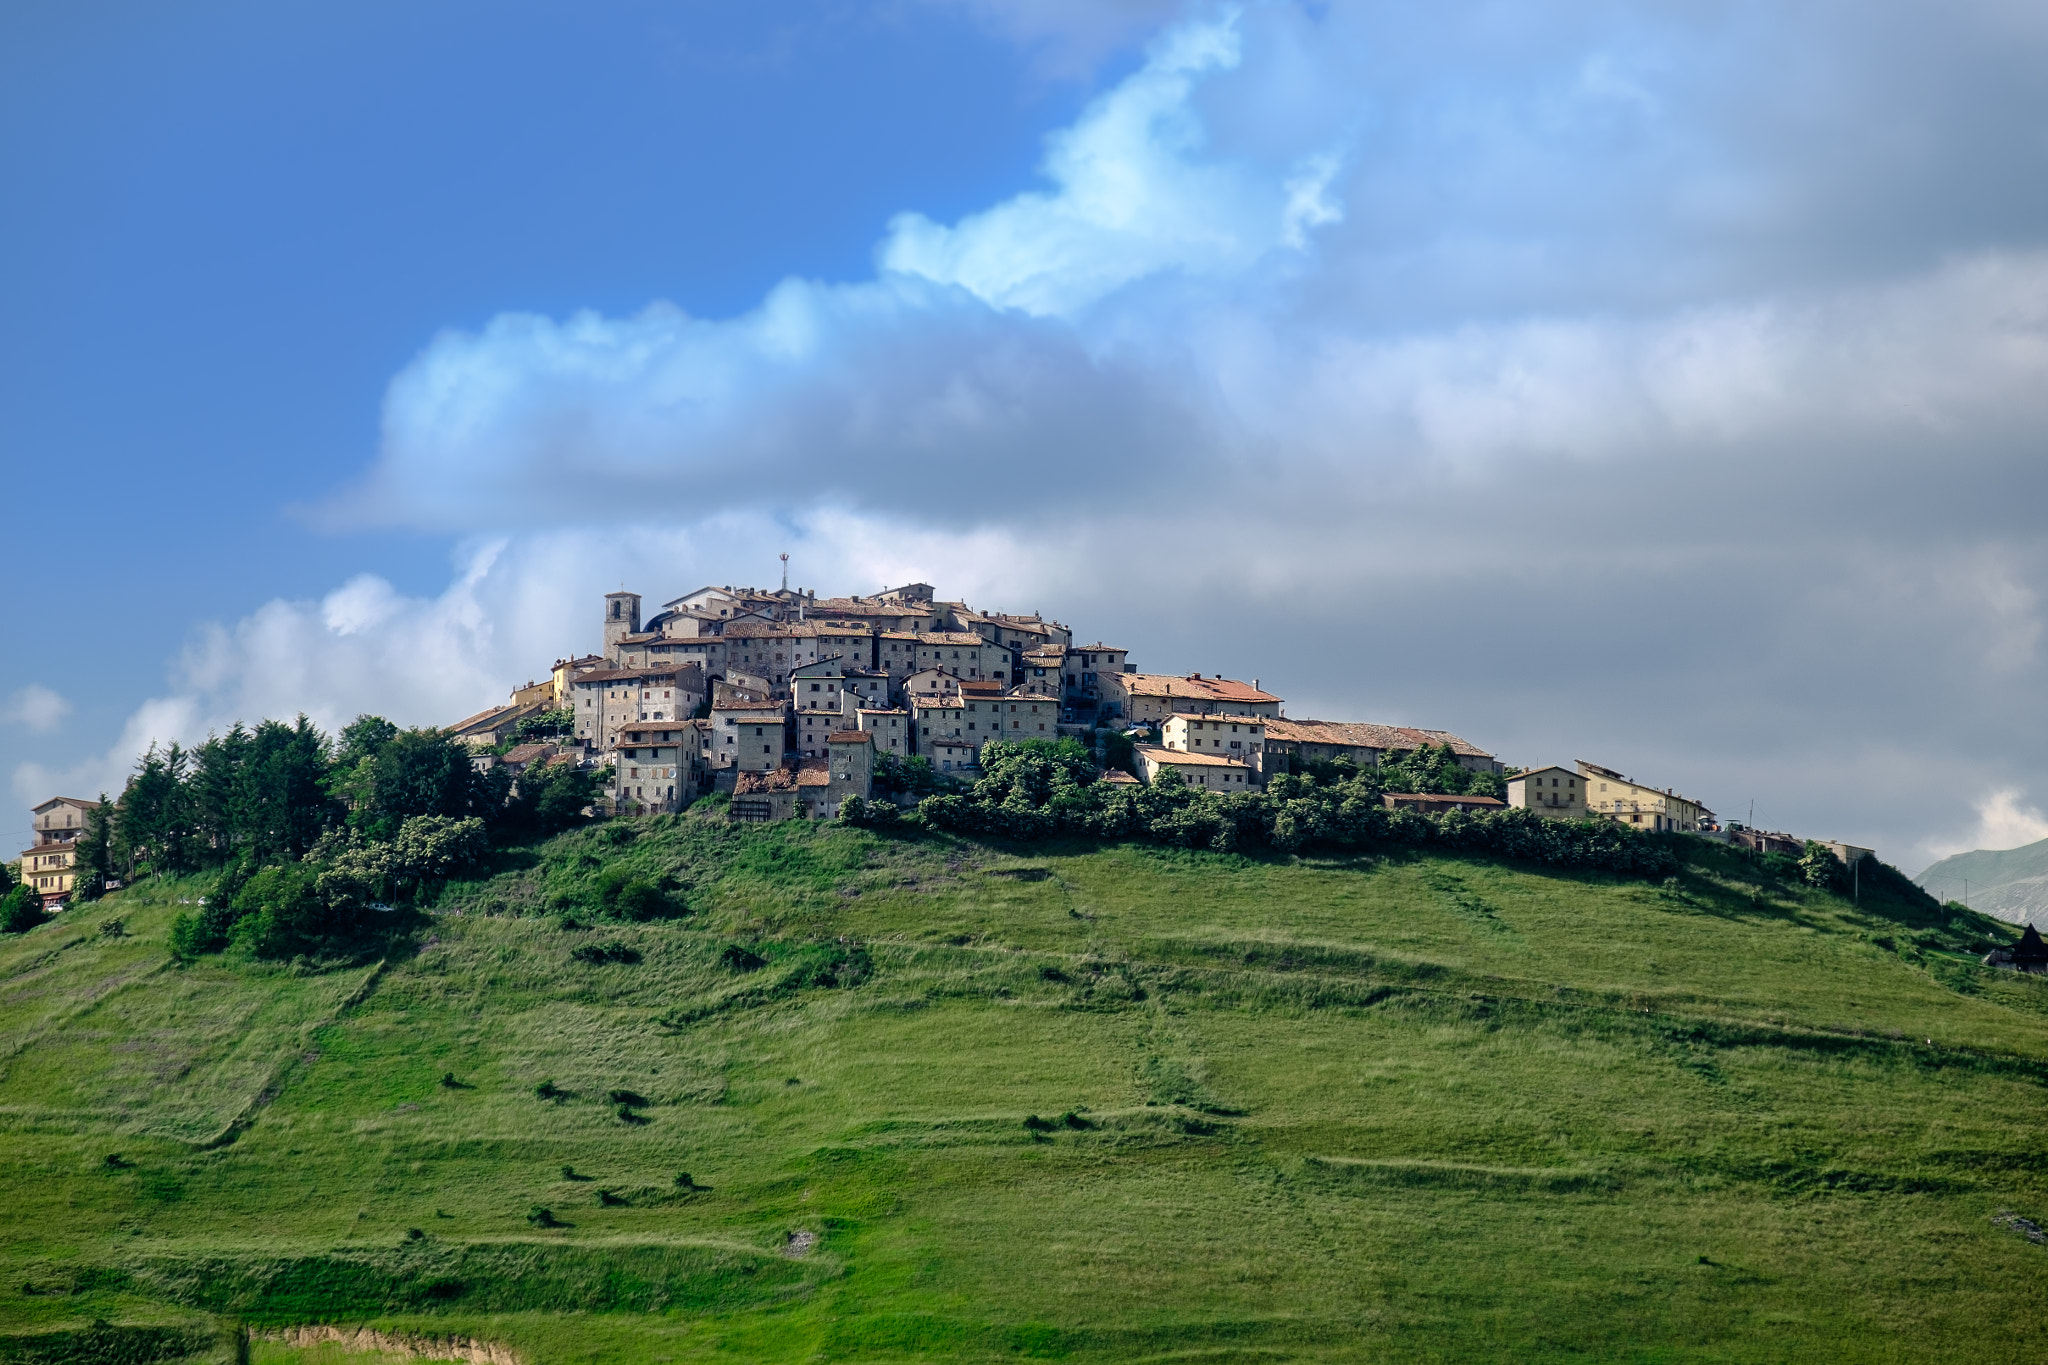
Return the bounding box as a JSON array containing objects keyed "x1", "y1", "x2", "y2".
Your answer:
[
  {"x1": 1924, "y1": 789, "x2": 2048, "y2": 862},
  {"x1": 2, "y1": 686, "x2": 71, "y2": 735},
  {"x1": 880, "y1": 10, "x2": 1336, "y2": 317}
]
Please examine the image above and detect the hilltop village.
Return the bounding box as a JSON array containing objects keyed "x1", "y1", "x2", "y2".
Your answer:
[
  {"x1": 12, "y1": 576, "x2": 1880, "y2": 909},
  {"x1": 439, "y1": 578, "x2": 1742, "y2": 834}
]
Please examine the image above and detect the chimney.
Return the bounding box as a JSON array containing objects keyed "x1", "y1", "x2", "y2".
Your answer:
[{"x1": 1253, "y1": 678, "x2": 1260, "y2": 692}]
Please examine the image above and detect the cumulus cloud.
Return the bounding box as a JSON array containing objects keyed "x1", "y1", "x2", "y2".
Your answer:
[
  {"x1": 1924, "y1": 789, "x2": 2048, "y2": 864},
  {"x1": 26, "y1": 1, "x2": 2048, "y2": 866},
  {"x1": 3, "y1": 686, "x2": 71, "y2": 735},
  {"x1": 879, "y1": 11, "x2": 1341, "y2": 317}
]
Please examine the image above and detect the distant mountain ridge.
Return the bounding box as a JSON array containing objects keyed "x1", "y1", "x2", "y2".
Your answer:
[{"x1": 1915, "y1": 837, "x2": 2048, "y2": 926}]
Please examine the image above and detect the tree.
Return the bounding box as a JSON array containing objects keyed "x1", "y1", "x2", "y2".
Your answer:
[
  {"x1": 872, "y1": 753, "x2": 938, "y2": 800},
  {"x1": 0, "y1": 884, "x2": 44, "y2": 934},
  {"x1": 70, "y1": 797, "x2": 116, "y2": 901},
  {"x1": 1799, "y1": 841, "x2": 1846, "y2": 891},
  {"x1": 352, "y1": 728, "x2": 490, "y2": 839},
  {"x1": 115, "y1": 744, "x2": 196, "y2": 878}
]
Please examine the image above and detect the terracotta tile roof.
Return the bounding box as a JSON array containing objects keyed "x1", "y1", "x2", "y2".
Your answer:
[
  {"x1": 1383, "y1": 792, "x2": 1506, "y2": 809},
  {"x1": 1264, "y1": 717, "x2": 1492, "y2": 759},
  {"x1": 1098, "y1": 769, "x2": 1140, "y2": 784},
  {"x1": 448, "y1": 702, "x2": 535, "y2": 734},
  {"x1": 734, "y1": 765, "x2": 802, "y2": 794},
  {"x1": 1134, "y1": 744, "x2": 1256, "y2": 769},
  {"x1": 1119, "y1": 674, "x2": 1281, "y2": 704},
  {"x1": 795, "y1": 758, "x2": 832, "y2": 787},
  {"x1": 827, "y1": 730, "x2": 871, "y2": 744},
  {"x1": 502, "y1": 743, "x2": 560, "y2": 765},
  {"x1": 572, "y1": 666, "x2": 691, "y2": 685}
]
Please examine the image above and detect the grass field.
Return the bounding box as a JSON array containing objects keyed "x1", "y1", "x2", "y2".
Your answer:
[{"x1": 2, "y1": 814, "x2": 2045, "y2": 1363}]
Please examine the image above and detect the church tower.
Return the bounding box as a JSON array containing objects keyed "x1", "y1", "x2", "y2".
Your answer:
[{"x1": 603, "y1": 591, "x2": 642, "y2": 657}]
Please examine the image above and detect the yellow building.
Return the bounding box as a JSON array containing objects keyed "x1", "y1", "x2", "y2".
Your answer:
[
  {"x1": 1578, "y1": 761, "x2": 1710, "y2": 832},
  {"x1": 1506, "y1": 765, "x2": 1586, "y2": 819}
]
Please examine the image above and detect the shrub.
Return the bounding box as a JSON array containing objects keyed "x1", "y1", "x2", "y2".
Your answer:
[
  {"x1": 570, "y1": 941, "x2": 642, "y2": 965},
  {"x1": 97, "y1": 917, "x2": 126, "y2": 938},
  {"x1": 1, "y1": 885, "x2": 47, "y2": 934},
  {"x1": 720, "y1": 944, "x2": 766, "y2": 972},
  {"x1": 607, "y1": 1089, "x2": 650, "y2": 1107},
  {"x1": 588, "y1": 866, "x2": 681, "y2": 921},
  {"x1": 534, "y1": 1080, "x2": 564, "y2": 1101},
  {"x1": 526, "y1": 1205, "x2": 562, "y2": 1228},
  {"x1": 596, "y1": 1189, "x2": 628, "y2": 1207}
]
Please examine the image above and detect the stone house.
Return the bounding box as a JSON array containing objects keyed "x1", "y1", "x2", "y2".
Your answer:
[
  {"x1": 1260, "y1": 719, "x2": 1500, "y2": 774},
  {"x1": 857, "y1": 707, "x2": 910, "y2": 758},
  {"x1": 987, "y1": 693, "x2": 1062, "y2": 745},
  {"x1": 709, "y1": 699, "x2": 790, "y2": 772},
  {"x1": 612, "y1": 719, "x2": 690, "y2": 814},
  {"x1": 900, "y1": 666, "x2": 963, "y2": 708},
  {"x1": 729, "y1": 730, "x2": 874, "y2": 822},
  {"x1": 1506, "y1": 765, "x2": 1586, "y2": 819},
  {"x1": 570, "y1": 666, "x2": 705, "y2": 751},
  {"x1": 1132, "y1": 744, "x2": 1259, "y2": 790},
  {"x1": 1062, "y1": 643, "x2": 1129, "y2": 717},
  {"x1": 448, "y1": 702, "x2": 542, "y2": 750},
  {"x1": 1102, "y1": 674, "x2": 1284, "y2": 724}
]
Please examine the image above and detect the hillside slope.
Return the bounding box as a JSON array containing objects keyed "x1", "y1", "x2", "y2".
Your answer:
[
  {"x1": 3, "y1": 817, "x2": 2046, "y2": 1364},
  {"x1": 1917, "y1": 836, "x2": 2048, "y2": 926}
]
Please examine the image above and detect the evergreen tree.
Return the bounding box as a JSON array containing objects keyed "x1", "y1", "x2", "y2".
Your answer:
[{"x1": 70, "y1": 797, "x2": 116, "y2": 901}]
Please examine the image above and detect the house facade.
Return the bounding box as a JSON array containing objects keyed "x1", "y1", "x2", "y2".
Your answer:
[
  {"x1": 17, "y1": 796, "x2": 100, "y2": 903},
  {"x1": 1506, "y1": 765, "x2": 1586, "y2": 819},
  {"x1": 1578, "y1": 761, "x2": 1711, "y2": 832}
]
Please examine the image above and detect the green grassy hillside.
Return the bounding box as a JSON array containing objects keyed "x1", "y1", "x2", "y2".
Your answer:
[{"x1": 3, "y1": 816, "x2": 2045, "y2": 1364}]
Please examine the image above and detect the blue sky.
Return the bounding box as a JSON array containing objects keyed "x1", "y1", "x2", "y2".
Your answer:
[{"x1": 6, "y1": 0, "x2": 2048, "y2": 870}]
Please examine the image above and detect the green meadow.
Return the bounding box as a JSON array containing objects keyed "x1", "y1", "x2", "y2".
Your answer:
[{"x1": 3, "y1": 815, "x2": 2046, "y2": 1363}]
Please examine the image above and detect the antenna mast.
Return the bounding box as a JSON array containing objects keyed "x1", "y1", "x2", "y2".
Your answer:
[{"x1": 780, "y1": 552, "x2": 790, "y2": 593}]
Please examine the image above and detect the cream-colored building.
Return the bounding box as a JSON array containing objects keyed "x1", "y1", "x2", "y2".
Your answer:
[
  {"x1": 1161, "y1": 714, "x2": 1266, "y2": 775},
  {"x1": 1506, "y1": 765, "x2": 1586, "y2": 819},
  {"x1": 551, "y1": 655, "x2": 605, "y2": 705},
  {"x1": 18, "y1": 796, "x2": 100, "y2": 903},
  {"x1": 1132, "y1": 744, "x2": 1259, "y2": 791},
  {"x1": 1103, "y1": 673, "x2": 1283, "y2": 724},
  {"x1": 1578, "y1": 761, "x2": 1710, "y2": 832}
]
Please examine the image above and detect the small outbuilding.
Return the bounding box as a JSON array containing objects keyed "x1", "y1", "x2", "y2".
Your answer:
[{"x1": 1983, "y1": 924, "x2": 2048, "y2": 974}]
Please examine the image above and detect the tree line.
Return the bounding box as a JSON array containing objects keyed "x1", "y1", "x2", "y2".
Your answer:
[
  {"x1": 34, "y1": 714, "x2": 603, "y2": 958},
  {"x1": 849, "y1": 739, "x2": 1680, "y2": 876}
]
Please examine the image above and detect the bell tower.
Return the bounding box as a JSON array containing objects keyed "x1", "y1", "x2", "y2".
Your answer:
[{"x1": 603, "y1": 591, "x2": 642, "y2": 657}]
